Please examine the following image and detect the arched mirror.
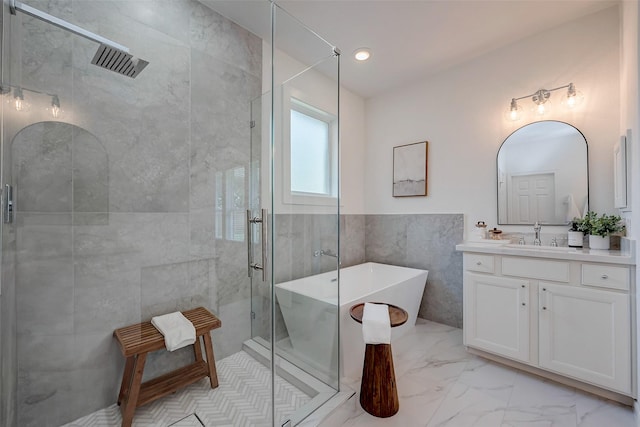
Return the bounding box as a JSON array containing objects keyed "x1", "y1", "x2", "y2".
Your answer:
[{"x1": 497, "y1": 121, "x2": 588, "y2": 225}]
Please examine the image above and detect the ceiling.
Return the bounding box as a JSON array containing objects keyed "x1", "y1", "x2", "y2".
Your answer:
[{"x1": 206, "y1": 0, "x2": 618, "y2": 99}]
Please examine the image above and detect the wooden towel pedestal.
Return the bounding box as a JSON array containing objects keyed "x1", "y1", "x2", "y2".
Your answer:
[{"x1": 350, "y1": 302, "x2": 408, "y2": 418}]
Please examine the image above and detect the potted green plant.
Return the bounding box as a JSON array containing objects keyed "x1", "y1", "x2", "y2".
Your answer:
[
  {"x1": 568, "y1": 218, "x2": 584, "y2": 248},
  {"x1": 577, "y1": 211, "x2": 624, "y2": 250}
]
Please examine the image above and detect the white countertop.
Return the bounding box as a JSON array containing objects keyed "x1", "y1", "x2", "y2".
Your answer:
[{"x1": 456, "y1": 241, "x2": 636, "y2": 265}]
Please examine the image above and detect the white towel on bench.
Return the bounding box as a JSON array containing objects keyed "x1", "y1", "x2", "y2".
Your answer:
[
  {"x1": 362, "y1": 303, "x2": 391, "y2": 344},
  {"x1": 151, "y1": 312, "x2": 196, "y2": 351}
]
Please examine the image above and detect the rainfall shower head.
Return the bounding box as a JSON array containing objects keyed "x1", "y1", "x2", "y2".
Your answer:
[
  {"x1": 91, "y1": 44, "x2": 149, "y2": 78},
  {"x1": 10, "y1": 0, "x2": 149, "y2": 78}
]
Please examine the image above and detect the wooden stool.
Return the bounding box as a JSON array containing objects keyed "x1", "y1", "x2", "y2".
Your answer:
[
  {"x1": 350, "y1": 302, "x2": 408, "y2": 418},
  {"x1": 113, "y1": 307, "x2": 222, "y2": 427}
]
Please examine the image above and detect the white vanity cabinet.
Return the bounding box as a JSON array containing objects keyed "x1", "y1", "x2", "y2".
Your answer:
[
  {"x1": 458, "y1": 244, "x2": 635, "y2": 398},
  {"x1": 538, "y1": 282, "x2": 630, "y2": 393},
  {"x1": 464, "y1": 273, "x2": 530, "y2": 363}
]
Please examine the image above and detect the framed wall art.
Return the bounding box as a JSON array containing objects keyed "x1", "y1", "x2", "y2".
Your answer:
[{"x1": 393, "y1": 141, "x2": 428, "y2": 197}]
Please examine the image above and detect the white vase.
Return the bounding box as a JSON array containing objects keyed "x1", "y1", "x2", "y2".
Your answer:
[
  {"x1": 589, "y1": 235, "x2": 610, "y2": 250},
  {"x1": 567, "y1": 231, "x2": 584, "y2": 248}
]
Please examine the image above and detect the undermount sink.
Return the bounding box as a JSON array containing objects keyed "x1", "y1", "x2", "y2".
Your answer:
[{"x1": 504, "y1": 244, "x2": 578, "y2": 252}]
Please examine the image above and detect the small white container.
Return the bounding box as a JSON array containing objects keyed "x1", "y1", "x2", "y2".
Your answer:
[
  {"x1": 473, "y1": 221, "x2": 487, "y2": 240},
  {"x1": 568, "y1": 231, "x2": 584, "y2": 248},
  {"x1": 589, "y1": 235, "x2": 610, "y2": 250}
]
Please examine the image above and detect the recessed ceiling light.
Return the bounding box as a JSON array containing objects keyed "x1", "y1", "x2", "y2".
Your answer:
[{"x1": 354, "y1": 48, "x2": 371, "y2": 61}]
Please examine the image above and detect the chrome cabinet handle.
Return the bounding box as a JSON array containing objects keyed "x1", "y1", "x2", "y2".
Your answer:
[
  {"x1": 476, "y1": 261, "x2": 482, "y2": 266},
  {"x1": 601, "y1": 274, "x2": 609, "y2": 279},
  {"x1": 540, "y1": 286, "x2": 548, "y2": 311}
]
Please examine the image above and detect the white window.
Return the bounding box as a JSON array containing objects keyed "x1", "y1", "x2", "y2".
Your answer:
[
  {"x1": 214, "y1": 166, "x2": 245, "y2": 242},
  {"x1": 285, "y1": 98, "x2": 337, "y2": 204}
]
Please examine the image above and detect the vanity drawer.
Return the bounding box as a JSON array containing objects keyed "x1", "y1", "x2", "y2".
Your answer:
[
  {"x1": 582, "y1": 264, "x2": 629, "y2": 291},
  {"x1": 502, "y1": 257, "x2": 570, "y2": 282},
  {"x1": 464, "y1": 254, "x2": 495, "y2": 273}
]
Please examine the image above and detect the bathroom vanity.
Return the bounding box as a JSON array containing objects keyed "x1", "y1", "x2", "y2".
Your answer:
[{"x1": 456, "y1": 241, "x2": 636, "y2": 403}]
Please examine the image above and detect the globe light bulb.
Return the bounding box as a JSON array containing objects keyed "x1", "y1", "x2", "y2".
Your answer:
[
  {"x1": 11, "y1": 88, "x2": 30, "y2": 112},
  {"x1": 531, "y1": 89, "x2": 551, "y2": 116},
  {"x1": 504, "y1": 98, "x2": 523, "y2": 121},
  {"x1": 47, "y1": 95, "x2": 63, "y2": 119},
  {"x1": 563, "y1": 83, "x2": 584, "y2": 109}
]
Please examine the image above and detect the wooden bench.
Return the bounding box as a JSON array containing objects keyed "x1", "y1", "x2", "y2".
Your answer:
[{"x1": 113, "y1": 307, "x2": 222, "y2": 427}]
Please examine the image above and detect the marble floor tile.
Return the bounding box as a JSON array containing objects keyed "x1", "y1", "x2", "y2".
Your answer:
[
  {"x1": 58, "y1": 319, "x2": 636, "y2": 427},
  {"x1": 502, "y1": 372, "x2": 578, "y2": 427},
  {"x1": 320, "y1": 320, "x2": 635, "y2": 427},
  {"x1": 574, "y1": 390, "x2": 636, "y2": 427}
]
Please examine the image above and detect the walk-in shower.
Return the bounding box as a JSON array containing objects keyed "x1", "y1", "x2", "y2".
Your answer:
[{"x1": 0, "y1": 1, "x2": 341, "y2": 426}]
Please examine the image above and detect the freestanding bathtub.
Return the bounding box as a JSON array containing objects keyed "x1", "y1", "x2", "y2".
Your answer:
[{"x1": 275, "y1": 262, "x2": 428, "y2": 381}]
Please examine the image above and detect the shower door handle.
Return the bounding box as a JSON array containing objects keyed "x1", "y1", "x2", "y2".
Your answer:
[
  {"x1": 246, "y1": 210, "x2": 253, "y2": 278},
  {"x1": 4, "y1": 184, "x2": 13, "y2": 224},
  {"x1": 246, "y1": 209, "x2": 267, "y2": 281}
]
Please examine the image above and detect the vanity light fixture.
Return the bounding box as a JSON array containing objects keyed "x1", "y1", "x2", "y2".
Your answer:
[
  {"x1": 353, "y1": 48, "x2": 371, "y2": 61},
  {"x1": 505, "y1": 98, "x2": 523, "y2": 121},
  {"x1": 506, "y1": 83, "x2": 583, "y2": 121},
  {"x1": 12, "y1": 87, "x2": 30, "y2": 112},
  {"x1": 2, "y1": 84, "x2": 62, "y2": 117},
  {"x1": 48, "y1": 95, "x2": 63, "y2": 118},
  {"x1": 563, "y1": 83, "x2": 584, "y2": 108}
]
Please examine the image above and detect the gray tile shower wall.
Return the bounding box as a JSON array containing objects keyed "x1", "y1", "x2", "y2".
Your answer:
[
  {"x1": 340, "y1": 214, "x2": 366, "y2": 268},
  {"x1": 273, "y1": 214, "x2": 341, "y2": 284},
  {"x1": 271, "y1": 213, "x2": 341, "y2": 342},
  {"x1": 363, "y1": 214, "x2": 464, "y2": 328},
  {"x1": 6, "y1": 1, "x2": 261, "y2": 426}
]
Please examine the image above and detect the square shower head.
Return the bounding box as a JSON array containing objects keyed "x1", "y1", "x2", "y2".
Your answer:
[{"x1": 91, "y1": 44, "x2": 149, "y2": 78}]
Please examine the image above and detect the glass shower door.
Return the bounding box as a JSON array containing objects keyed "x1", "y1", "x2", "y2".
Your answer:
[{"x1": 247, "y1": 3, "x2": 341, "y2": 425}]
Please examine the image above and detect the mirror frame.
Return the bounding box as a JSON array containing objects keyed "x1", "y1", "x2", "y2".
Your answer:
[{"x1": 496, "y1": 120, "x2": 589, "y2": 225}]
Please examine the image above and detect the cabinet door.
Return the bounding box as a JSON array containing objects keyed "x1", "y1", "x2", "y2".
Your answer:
[
  {"x1": 464, "y1": 273, "x2": 530, "y2": 362},
  {"x1": 539, "y1": 283, "x2": 631, "y2": 394}
]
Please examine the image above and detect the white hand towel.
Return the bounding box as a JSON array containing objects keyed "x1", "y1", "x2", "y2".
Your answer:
[
  {"x1": 362, "y1": 303, "x2": 391, "y2": 344},
  {"x1": 151, "y1": 312, "x2": 196, "y2": 351}
]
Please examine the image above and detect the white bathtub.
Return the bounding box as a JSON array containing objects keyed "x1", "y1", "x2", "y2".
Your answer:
[{"x1": 275, "y1": 262, "x2": 428, "y2": 381}]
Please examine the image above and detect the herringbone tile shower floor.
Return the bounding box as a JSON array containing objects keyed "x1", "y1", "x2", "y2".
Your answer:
[{"x1": 62, "y1": 351, "x2": 311, "y2": 427}]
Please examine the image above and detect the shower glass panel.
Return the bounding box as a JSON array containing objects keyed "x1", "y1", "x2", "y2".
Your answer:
[
  {"x1": 271, "y1": 3, "x2": 341, "y2": 424},
  {"x1": 248, "y1": 2, "x2": 341, "y2": 425}
]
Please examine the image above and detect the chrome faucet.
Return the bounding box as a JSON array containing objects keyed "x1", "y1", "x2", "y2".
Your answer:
[
  {"x1": 533, "y1": 221, "x2": 542, "y2": 246},
  {"x1": 314, "y1": 249, "x2": 338, "y2": 259}
]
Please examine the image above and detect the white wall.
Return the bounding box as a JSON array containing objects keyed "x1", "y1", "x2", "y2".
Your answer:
[
  {"x1": 364, "y1": 7, "x2": 621, "y2": 238},
  {"x1": 262, "y1": 42, "x2": 367, "y2": 215}
]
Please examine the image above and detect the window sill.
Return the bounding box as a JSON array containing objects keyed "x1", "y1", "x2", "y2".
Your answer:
[{"x1": 283, "y1": 193, "x2": 338, "y2": 207}]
